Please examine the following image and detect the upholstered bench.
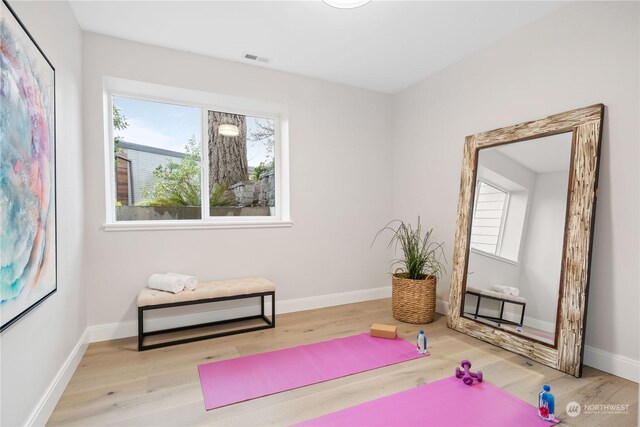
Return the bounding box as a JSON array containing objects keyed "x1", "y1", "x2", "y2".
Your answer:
[
  {"x1": 137, "y1": 277, "x2": 276, "y2": 351},
  {"x1": 465, "y1": 285, "x2": 526, "y2": 327}
]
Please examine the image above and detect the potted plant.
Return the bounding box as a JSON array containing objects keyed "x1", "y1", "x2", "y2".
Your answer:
[{"x1": 374, "y1": 217, "x2": 446, "y2": 324}]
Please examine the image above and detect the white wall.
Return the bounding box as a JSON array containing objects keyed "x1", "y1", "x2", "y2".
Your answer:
[
  {"x1": 477, "y1": 149, "x2": 535, "y2": 262},
  {"x1": 82, "y1": 33, "x2": 394, "y2": 330},
  {"x1": 467, "y1": 253, "x2": 519, "y2": 291},
  {"x1": 392, "y1": 0, "x2": 639, "y2": 376},
  {"x1": 0, "y1": 2, "x2": 86, "y2": 426},
  {"x1": 518, "y1": 171, "x2": 569, "y2": 329}
]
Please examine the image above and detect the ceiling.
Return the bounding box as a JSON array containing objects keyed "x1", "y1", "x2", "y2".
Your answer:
[
  {"x1": 496, "y1": 132, "x2": 573, "y2": 174},
  {"x1": 69, "y1": 1, "x2": 566, "y2": 93}
]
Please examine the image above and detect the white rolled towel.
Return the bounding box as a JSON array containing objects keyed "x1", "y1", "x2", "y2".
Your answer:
[
  {"x1": 492, "y1": 285, "x2": 520, "y2": 296},
  {"x1": 492, "y1": 285, "x2": 509, "y2": 294},
  {"x1": 166, "y1": 272, "x2": 198, "y2": 291},
  {"x1": 148, "y1": 273, "x2": 185, "y2": 294}
]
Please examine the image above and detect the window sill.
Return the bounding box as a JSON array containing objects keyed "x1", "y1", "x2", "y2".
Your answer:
[
  {"x1": 102, "y1": 220, "x2": 293, "y2": 232},
  {"x1": 469, "y1": 248, "x2": 519, "y2": 266}
]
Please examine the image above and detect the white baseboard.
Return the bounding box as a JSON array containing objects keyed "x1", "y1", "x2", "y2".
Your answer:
[
  {"x1": 26, "y1": 330, "x2": 89, "y2": 427},
  {"x1": 88, "y1": 286, "x2": 392, "y2": 343},
  {"x1": 500, "y1": 312, "x2": 555, "y2": 334},
  {"x1": 277, "y1": 286, "x2": 391, "y2": 314},
  {"x1": 523, "y1": 316, "x2": 555, "y2": 334},
  {"x1": 584, "y1": 346, "x2": 639, "y2": 383},
  {"x1": 436, "y1": 298, "x2": 449, "y2": 316}
]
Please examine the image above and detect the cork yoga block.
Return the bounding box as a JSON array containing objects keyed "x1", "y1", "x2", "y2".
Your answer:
[{"x1": 370, "y1": 323, "x2": 397, "y2": 339}]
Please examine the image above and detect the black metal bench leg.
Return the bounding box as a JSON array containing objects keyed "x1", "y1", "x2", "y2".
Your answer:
[
  {"x1": 138, "y1": 307, "x2": 144, "y2": 351},
  {"x1": 474, "y1": 295, "x2": 481, "y2": 319},
  {"x1": 520, "y1": 304, "x2": 526, "y2": 327},
  {"x1": 271, "y1": 292, "x2": 276, "y2": 327},
  {"x1": 498, "y1": 301, "x2": 505, "y2": 324},
  {"x1": 261, "y1": 295, "x2": 265, "y2": 317}
]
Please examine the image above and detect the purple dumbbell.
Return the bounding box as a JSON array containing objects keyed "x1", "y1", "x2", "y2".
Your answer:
[{"x1": 455, "y1": 360, "x2": 483, "y2": 385}]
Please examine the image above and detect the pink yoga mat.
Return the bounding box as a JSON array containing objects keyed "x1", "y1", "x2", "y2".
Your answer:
[
  {"x1": 297, "y1": 376, "x2": 560, "y2": 426},
  {"x1": 198, "y1": 333, "x2": 423, "y2": 410}
]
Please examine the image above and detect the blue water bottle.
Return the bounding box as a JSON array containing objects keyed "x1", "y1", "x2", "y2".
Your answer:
[{"x1": 538, "y1": 385, "x2": 555, "y2": 422}]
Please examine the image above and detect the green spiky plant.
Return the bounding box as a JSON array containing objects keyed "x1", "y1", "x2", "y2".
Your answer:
[{"x1": 373, "y1": 217, "x2": 446, "y2": 281}]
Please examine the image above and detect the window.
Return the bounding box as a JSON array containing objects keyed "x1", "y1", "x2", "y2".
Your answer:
[
  {"x1": 104, "y1": 79, "x2": 289, "y2": 229},
  {"x1": 470, "y1": 180, "x2": 509, "y2": 255},
  {"x1": 206, "y1": 110, "x2": 276, "y2": 218},
  {"x1": 113, "y1": 96, "x2": 202, "y2": 220}
]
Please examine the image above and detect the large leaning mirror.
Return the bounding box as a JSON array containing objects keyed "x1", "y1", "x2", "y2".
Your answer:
[
  {"x1": 464, "y1": 132, "x2": 572, "y2": 346},
  {"x1": 448, "y1": 105, "x2": 604, "y2": 377}
]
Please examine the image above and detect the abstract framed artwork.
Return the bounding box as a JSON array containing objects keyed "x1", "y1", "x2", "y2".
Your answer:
[{"x1": 1, "y1": 0, "x2": 57, "y2": 332}]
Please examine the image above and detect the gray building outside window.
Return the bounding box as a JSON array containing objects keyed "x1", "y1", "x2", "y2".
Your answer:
[{"x1": 118, "y1": 141, "x2": 186, "y2": 205}]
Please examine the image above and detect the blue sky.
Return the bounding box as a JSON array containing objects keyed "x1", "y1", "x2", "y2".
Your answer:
[{"x1": 113, "y1": 96, "x2": 271, "y2": 167}]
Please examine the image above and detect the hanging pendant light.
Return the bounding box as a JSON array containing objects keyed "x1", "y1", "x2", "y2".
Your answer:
[
  {"x1": 218, "y1": 124, "x2": 240, "y2": 137},
  {"x1": 322, "y1": 0, "x2": 371, "y2": 9}
]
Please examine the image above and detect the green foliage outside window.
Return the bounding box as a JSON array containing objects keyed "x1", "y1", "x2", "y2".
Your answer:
[
  {"x1": 113, "y1": 106, "x2": 128, "y2": 154},
  {"x1": 141, "y1": 136, "x2": 234, "y2": 207}
]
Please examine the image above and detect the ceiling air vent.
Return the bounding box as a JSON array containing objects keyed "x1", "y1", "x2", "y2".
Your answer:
[{"x1": 242, "y1": 53, "x2": 269, "y2": 63}]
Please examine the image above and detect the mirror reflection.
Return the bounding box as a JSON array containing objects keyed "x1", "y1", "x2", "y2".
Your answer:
[{"x1": 462, "y1": 132, "x2": 572, "y2": 345}]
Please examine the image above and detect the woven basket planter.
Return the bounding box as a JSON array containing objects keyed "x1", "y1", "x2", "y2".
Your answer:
[{"x1": 392, "y1": 273, "x2": 437, "y2": 324}]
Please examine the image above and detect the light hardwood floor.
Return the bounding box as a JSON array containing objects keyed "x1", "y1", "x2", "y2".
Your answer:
[{"x1": 48, "y1": 299, "x2": 638, "y2": 426}]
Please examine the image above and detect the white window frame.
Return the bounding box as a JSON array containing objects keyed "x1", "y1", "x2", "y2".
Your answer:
[
  {"x1": 469, "y1": 179, "x2": 511, "y2": 261},
  {"x1": 102, "y1": 77, "x2": 291, "y2": 231}
]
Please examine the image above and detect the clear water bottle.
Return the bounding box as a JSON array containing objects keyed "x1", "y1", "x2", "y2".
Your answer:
[{"x1": 538, "y1": 384, "x2": 555, "y2": 422}]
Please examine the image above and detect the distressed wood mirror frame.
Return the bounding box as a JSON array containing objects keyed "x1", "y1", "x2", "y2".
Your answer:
[{"x1": 447, "y1": 104, "x2": 604, "y2": 377}]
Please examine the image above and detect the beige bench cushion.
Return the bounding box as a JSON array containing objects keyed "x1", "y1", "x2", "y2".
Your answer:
[
  {"x1": 466, "y1": 285, "x2": 527, "y2": 304},
  {"x1": 137, "y1": 277, "x2": 276, "y2": 307}
]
